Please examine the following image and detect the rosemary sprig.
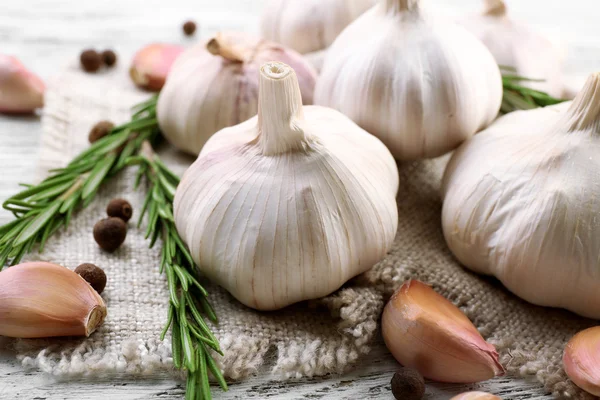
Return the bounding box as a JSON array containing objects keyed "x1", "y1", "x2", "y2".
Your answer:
[
  {"x1": 131, "y1": 141, "x2": 227, "y2": 399},
  {"x1": 501, "y1": 66, "x2": 567, "y2": 114},
  {"x1": 0, "y1": 95, "x2": 225, "y2": 398},
  {"x1": 0, "y1": 97, "x2": 160, "y2": 267}
]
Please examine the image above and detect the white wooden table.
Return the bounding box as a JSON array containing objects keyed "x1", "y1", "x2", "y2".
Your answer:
[{"x1": 1, "y1": 0, "x2": 598, "y2": 398}]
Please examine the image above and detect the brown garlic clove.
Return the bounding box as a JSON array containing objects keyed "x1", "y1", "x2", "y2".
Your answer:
[
  {"x1": 129, "y1": 43, "x2": 184, "y2": 91},
  {"x1": 0, "y1": 262, "x2": 107, "y2": 338},
  {"x1": 382, "y1": 280, "x2": 505, "y2": 383},
  {"x1": 0, "y1": 55, "x2": 45, "y2": 114},
  {"x1": 451, "y1": 392, "x2": 502, "y2": 400},
  {"x1": 563, "y1": 326, "x2": 600, "y2": 396}
]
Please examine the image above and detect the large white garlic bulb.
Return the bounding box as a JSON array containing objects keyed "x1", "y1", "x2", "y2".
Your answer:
[
  {"x1": 174, "y1": 62, "x2": 399, "y2": 311},
  {"x1": 315, "y1": 0, "x2": 503, "y2": 160},
  {"x1": 461, "y1": 0, "x2": 566, "y2": 98},
  {"x1": 442, "y1": 73, "x2": 600, "y2": 318},
  {"x1": 260, "y1": 0, "x2": 376, "y2": 56},
  {"x1": 157, "y1": 32, "x2": 317, "y2": 155},
  {"x1": 461, "y1": 0, "x2": 565, "y2": 98}
]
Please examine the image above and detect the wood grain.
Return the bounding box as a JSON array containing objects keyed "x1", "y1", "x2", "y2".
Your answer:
[{"x1": 1, "y1": 0, "x2": 599, "y2": 398}]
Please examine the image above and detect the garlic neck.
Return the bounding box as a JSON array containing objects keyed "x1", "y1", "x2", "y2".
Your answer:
[
  {"x1": 206, "y1": 33, "x2": 247, "y2": 63},
  {"x1": 385, "y1": 0, "x2": 419, "y2": 13},
  {"x1": 561, "y1": 73, "x2": 600, "y2": 134},
  {"x1": 257, "y1": 62, "x2": 310, "y2": 156},
  {"x1": 483, "y1": 0, "x2": 507, "y2": 17}
]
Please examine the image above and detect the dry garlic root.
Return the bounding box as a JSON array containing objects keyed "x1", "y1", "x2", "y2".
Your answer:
[
  {"x1": 316, "y1": 0, "x2": 502, "y2": 160},
  {"x1": 382, "y1": 280, "x2": 504, "y2": 383},
  {"x1": 174, "y1": 62, "x2": 399, "y2": 311},
  {"x1": 461, "y1": 0, "x2": 566, "y2": 98},
  {"x1": 157, "y1": 32, "x2": 318, "y2": 156},
  {"x1": 442, "y1": 72, "x2": 600, "y2": 318},
  {"x1": 0, "y1": 262, "x2": 107, "y2": 338}
]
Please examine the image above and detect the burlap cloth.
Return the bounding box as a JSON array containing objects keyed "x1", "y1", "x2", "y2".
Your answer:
[{"x1": 12, "y1": 63, "x2": 597, "y2": 399}]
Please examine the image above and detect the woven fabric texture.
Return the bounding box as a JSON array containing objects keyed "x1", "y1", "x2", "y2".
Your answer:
[{"x1": 15, "y1": 65, "x2": 596, "y2": 399}]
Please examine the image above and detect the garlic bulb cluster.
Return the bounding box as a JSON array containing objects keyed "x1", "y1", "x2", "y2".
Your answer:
[
  {"x1": 564, "y1": 327, "x2": 600, "y2": 396},
  {"x1": 382, "y1": 280, "x2": 504, "y2": 383},
  {"x1": 315, "y1": 0, "x2": 503, "y2": 160},
  {"x1": 461, "y1": 0, "x2": 565, "y2": 98},
  {"x1": 442, "y1": 72, "x2": 600, "y2": 318},
  {"x1": 0, "y1": 262, "x2": 107, "y2": 338},
  {"x1": 260, "y1": 0, "x2": 375, "y2": 56},
  {"x1": 0, "y1": 55, "x2": 45, "y2": 114},
  {"x1": 174, "y1": 62, "x2": 399, "y2": 311},
  {"x1": 157, "y1": 32, "x2": 318, "y2": 156}
]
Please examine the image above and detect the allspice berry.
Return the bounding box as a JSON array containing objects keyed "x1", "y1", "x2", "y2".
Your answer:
[
  {"x1": 102, "y1": 50, "x2": 117, "y2": 67},
  {"x1": 89, "y1": 120, "x2": 115, "y2": 143},
  {"x1": 391, "y1": 367, "x2": 425, "y2": 400},
  {"x1": 80, "y1": 49, "x2": 102, "y2": 73},
  {"x1": 75, "y1": 263, "x2": 107, "y2": 294},
  {"x1": 183, "y1": 20, "x2": 197, "y2": 36},
  {"x1": 93, "y1": 217, "x2": 127, "y2": 252},
  {"x1": 107, "y1": 198, "x2": 133, "y2": 222}
]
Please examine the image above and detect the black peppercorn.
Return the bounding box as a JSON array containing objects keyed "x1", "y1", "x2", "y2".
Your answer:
[
  {"x1": 391, "y1": 367, "x2": 425, "y2": 400},
  {"x1": 101, "y1": 49, "x2": 117, "y2": 67},
  {"x1": 80, "y1": 49, "x2": 102, "y2": 73},
  {"x1": 75, "y1": 263, "x2": 107, "y2": 294},
  {"x1": 107, "y1": 198, "x2": 133, "y2": 222},
  {"x1": 183, "y1": 20, "x2": 197, "y2": 36},
  {"x1": 93, "y1": 217, "x2": 127, "y2": 252},
  {"x1": 88, "y1": 120, "x2": 115, "y2": 143}
]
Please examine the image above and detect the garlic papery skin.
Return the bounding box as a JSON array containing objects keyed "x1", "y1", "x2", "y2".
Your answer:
[
  {"x1": 0, "y1": 262, "x2": 107, "y2": 338},
  {"x1": 315, "y1": 0, "x2": 503, "y2": 160},
  {"x1": 130, "y1": 43, "x2": 185, "y2": 91},
  {"x1": 442, "y1": 72, "x2": 600, "y2": 318},
  {"x1": 461, "y1": 0, "x2": 566, "y2": 98},
  {"x1": 174, "y1": 62, "x2": 399, "y2": 311},
  {"x1": 451, "y1": 392, "x2": 502, "y2": 400},
  {"x1": 157, "y1": 32, "x2": 318, "y2": 156},
  {"x1": 382, "y1": 280, "x2": 505, "y2": 383},
  {"x1": 0, "y1": 55, "x2": 45, "y2": 114},
  {"x1": 563, "y1": 327, "x2": 600, "y2": 396},
  {"x1": 260, "y1": 0, "x2": 376, "y2": 56}
]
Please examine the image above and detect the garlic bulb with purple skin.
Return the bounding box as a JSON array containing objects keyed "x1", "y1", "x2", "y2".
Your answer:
[
  {"x1": 0, "y1": 55, "x2": 45, "y2": 114},
  {"x1": 174, "y1": 62, "x2": 398, "y2": 311},
  {"x1": 442, "y1": 72, "x2": 600, "y2": 318},
  {"x1": 157, "y1": 32, "x2": 318, "y2": 156},
  {"x1": 564, "y1": 327, "x2": 600, "y2": 396}
]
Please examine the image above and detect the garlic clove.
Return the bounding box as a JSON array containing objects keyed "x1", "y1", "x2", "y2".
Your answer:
[
  {"x1": 0, "y1": 55, "x2": 45, "y2": 114},
  {"x1": 451, "y1": 392, "x2": 502, "y2": 400},
  {"x1": 130, "y1": 43, "x2": 184, "y2": 91},
  {"x1": 382, "y1": 280, "x2": 505, "y2": 383},
  {"x1": 563, "y1": 327, "x2": 600, "y2": 396},
  {"x1": 0, "y1": 262, "x2": 107, "y2": 338}
]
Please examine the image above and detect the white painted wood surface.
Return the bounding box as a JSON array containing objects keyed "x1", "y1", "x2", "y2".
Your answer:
[{"x1": 0, "y1": 0, "x2": 599, "y2": 398}]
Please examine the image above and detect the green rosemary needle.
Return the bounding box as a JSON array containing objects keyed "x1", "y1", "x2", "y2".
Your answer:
[{"x1": 500, "y1": 67, "x2": 567, "y2": 114}]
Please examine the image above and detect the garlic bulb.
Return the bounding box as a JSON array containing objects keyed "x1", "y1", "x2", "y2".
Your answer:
[
  {"x1": 451, "y1": 392, "x2": 502, "y2": 400},
  {"x1": 563, "y1": 327, "x2": 600, "y2": 396},
  {"x1": 174, "y1": 62, "x2": 399, "y2": 311},
  {"x1": 0, "y1": 262, "x2": 107, "y2": 338},
  {"x1": 130, "y1": 43, "x2": 185, "y2": 91},
  {"x1": 442, "y1": 72, "x2": 600, "y2": 318},
  {"x1": 315, "y1": 0, "x2": 502, "y2": 160},
  {"x1": 461, "y1": 0, "x2": 565, "y2": 98},
  {"x1": 260, "y1": 0, "x2": 376, "y2": 55},
  {"x1": 382, "y1": 280, "x2": 504, "y2": 383},
  {"x1": 0, "y1": 55, "x2": 45, "y2": 114},
  {"x1": 157, "y1": 32, "x2": 318, "y2": 156}
]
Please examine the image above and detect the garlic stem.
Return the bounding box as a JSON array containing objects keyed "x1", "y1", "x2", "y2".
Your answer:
[
  {"x1": 385, "y1": 0, "x2": 419, "y2": 12},
  {"x1": 561, "y1": 72, "x2": 600, "y2": 134},
  {"x1": 256, "y1": 62, "x2": 311, "y2": 156},
  {"x1": 483, "y1": 0, "x2": 507, "y2": 17},
  {"x1": 206, "y1": 33, "x2": 248, "y2": 63}
]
